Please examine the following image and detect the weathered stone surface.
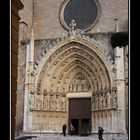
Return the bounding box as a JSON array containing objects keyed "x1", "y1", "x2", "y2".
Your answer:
[{"x1": 16, "y1": 0, "x2": 128, "y2": 137}]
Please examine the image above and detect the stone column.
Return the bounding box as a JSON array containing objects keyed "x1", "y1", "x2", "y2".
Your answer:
[
  {"x1": 108, "y1": 111, "x2": 112, "y2": 132},
  {"x1": 23, "y1": 43, "x2": 30, "y2": 131},
  {"x1": 111, "y1": 110, "x2": 116, "y2": 132},
  {"x1": 102, "y1": 112, "x2": 106, "y2": 130},
  {"x1": 104, "y1": 111, "x2": 107, "y2": 131},
  {"x1": 23, "y1": 29, "x2": 35, "y2": 131},
  {"x1": 94, "y1": 113, "x2": 97, "y2": 132},
  {"x1": 114, "y1": 46, "x2": 126, "y2": 133},
  {"x1": 106, "y1": 111, "x2": 109, "y2": 132}
]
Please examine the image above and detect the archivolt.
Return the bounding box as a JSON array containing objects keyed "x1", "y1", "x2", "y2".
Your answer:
[{"x1": 35, "y1": 38, "x2": 113, "y2": 95}]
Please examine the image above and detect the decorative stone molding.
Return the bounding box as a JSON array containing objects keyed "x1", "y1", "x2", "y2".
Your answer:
[
  {"x1": 66, "y1": 92, "x2": 92, "y2": 98},
  {"x1": 34, "y1": 36, "x2": 114, "y2": 95}
]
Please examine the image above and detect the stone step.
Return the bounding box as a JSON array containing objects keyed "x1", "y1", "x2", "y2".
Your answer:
[{"x1": 26, "y1": 134, "x2": 128, "y2": 140}]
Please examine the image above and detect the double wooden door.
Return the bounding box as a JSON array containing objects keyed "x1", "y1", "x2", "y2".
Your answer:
[{"x1": 69, "y1": 98, "x2": 91, "y2": 135}]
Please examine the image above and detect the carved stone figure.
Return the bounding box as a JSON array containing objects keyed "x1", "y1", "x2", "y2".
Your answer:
[
  {"x1": 46, "y1": 92, "x2": 50, "y2": 110},
  {"x1": 29, "y1": 93, "x2": 34, "y2": 110},
  {"x1": 99, "y1": 93, "x2": 103, "y2": 110},
  {"x1": 102, "y1": 93, "x2": 107, "y2": 109},
  {"x1": 77, "y1": 81, "x2": 83, "y2": 91},
  {"x1": 52, "y1": 94, "x2": 56, "y2": 111},
  {"x1": 107, "y1": 92, "x2": 111, "y2": 108},
  {"x1": 56, "y1": 96, "x2": 61, "y2": 111},
  {"x1": 49, "y1": 95, "x2": 55, "y2": 111},
  {"x1": 69, "y1": 84, "x2": 73, "y2": 92},
  {"x1": 112, "y1": 90, "x2": 117, "y2": 109},
  {"x1": 92, "y1": 95, "x2": 95, "y2": 110},
  {"x1": 95, "y1": 94, "x2": 99, "y2": 110},
  {"x1": 43, "y1": 95, "x2": 48, "y2": 110},
  {"x1": 69, "y1": 19, "x2": 76, "y2": 31},
  {"x1": 110, "y1": 94, "x2": 114, "y2": 108},
  {"x1": 36, "y1": 95, "x2": 42, "y2": 110},
  {"x1": 61, "y1": 96, "x2": 66, "y2": 111},
  {"x1": 73, "y1": 82, "x2": 77, "y2": 92}
]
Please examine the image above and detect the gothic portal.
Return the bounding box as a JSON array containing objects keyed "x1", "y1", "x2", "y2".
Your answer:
[
  {"x1": 16, "y1": 0, "x2": 128, "y2": 138},
  {"x1": 23, "y1": 32, "x2": 126, "y2": 134}
]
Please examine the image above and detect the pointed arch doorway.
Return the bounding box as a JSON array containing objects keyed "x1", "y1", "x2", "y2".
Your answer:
[
  {"x1": 31, "y1": 38, "x2": 112, "y2": 134},
  {"x1": 67, "y1": 92, "x2": 92, "y2": 136}
]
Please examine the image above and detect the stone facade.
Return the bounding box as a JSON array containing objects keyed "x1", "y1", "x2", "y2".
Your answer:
[
  {"x1": 33, "y1": 0, "x2": 128, "y2": 39},
  {"x1": 16, "y1": 0, "x2": 128, "y2": 138},
  {"x1": 12, "y1": 0, "x2": 23, "y2": 139},
  {"x1": 16, "y1": 0, "x2": 33, "y2": 135}
]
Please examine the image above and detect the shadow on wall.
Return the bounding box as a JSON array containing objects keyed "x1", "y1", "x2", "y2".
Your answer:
[{"x1": 16, "y1": 136, "x2": 37, "y2": 140}]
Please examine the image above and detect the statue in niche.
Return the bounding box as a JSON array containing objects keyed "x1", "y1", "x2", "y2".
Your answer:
[
  {"x1": 77, "y1": 81, "x2": 83, "y2": 91},
  {"x1": 56, "y1": 95, "x2": 60, "y2": 111},
  {"x1": 110, "y1": 94, "x2": 114, "y2": 108},
  {"x1": 99, "y1": 93, "x2": 103, "y2": 110},
  {"x1": 107, "y1": 91, "x2": 111, "y2": 108},
  {"x1": 83, "y1": 79, "x2": 88, "y2": 91},
  {"x1": 85, "y1": 81, "x2": 90, "y2": 91},
  {"x1": 29, "y1": 93, "x2": 34, "y2": 110},
  {"x1": 101, "y1": 90, "x2": 105, "y2": 108},
  {"x1": 102, "y1": 93, "x2": 107, "y2": 109},
  {"x1": 49, "y1": 95, "x2": 53, "y2": 111},
  {"x1": 36, "y1": 95, "x2": 42, "y2": 110},
  {"x1": 73, "y1": 82, "x2": 77, "y2": 92},
  {"x1": 49, "y1": 94, "x2": 56, "y2": 111},
  {"x1": 43, "y1": 95, "x2": 48, "y2": 110},
  {"x1": 75, "y1": 79, "x2": 79, "y2": 91},
  {"x1": 95, "y1": 94, "x2": 99, "y2": 110},
  {"x1": 61, "y1": 95, "x2": 66, "y2": 111},
  {"x1": 52, "y1": 94, "x2": 56, "y2": 111},
  {"x1": 92, "y1": 95, "x2": 95, "y2": 110},
  {"x1": 111, "y1": 90, "x2": 117, "y2": 109},
  {"x1": 46, "y1": 92, "x2": 50, "y2": 110},
  {"x1": 69, "y1": 84, "x2": 73, "y2": 92}
]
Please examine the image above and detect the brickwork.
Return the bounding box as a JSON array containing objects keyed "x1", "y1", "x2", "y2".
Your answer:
[
  {"x1": 91, "y1": 0, "x2": 128, "y2": 33},
  {"x1": 34, "y1": 0, "x2": 66, "y2": 39},
  {"x1": 33, "y1": 0, "x2": 128, "y2": 39}
]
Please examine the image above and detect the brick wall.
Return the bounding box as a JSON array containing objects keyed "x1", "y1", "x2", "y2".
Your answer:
[
  {"x1": 33, "y1": 0, "x2": 128, "y2": 39},
  {"x1": 91, "y1": 0, "x2": 128, "y2": 33}
]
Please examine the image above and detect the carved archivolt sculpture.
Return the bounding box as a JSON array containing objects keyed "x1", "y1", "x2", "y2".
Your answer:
[
  {"x1": 34, "y1": 90, "x2": 66, "y2": 111},
  {"x1": 69, "y1": 73, "x2": 91, "y2": 92},
  {"x1": 91, "y1": 89, "x2": 117, "y2": 111},
  {"x1": 29, "y1": 93, "x2": 35, "y2": 110},
  {"x1": 36, "y1": 95, "x2": 42, "y2": 110}
]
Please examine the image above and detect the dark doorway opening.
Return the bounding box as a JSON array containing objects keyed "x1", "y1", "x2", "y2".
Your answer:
[
  {"x1": 69, "y1": 98, "x2": 91, "y2": 135},
  {"x1": 71, "y1": 119, "x2": 79, "y2": 135},
  {"x1": 81, "y1": 119, "x2": 90, "y2": 136}
]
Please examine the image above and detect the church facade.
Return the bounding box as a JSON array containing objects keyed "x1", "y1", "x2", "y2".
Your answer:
[{"x1": 16, "y1": 0, "x2": 128, "y2": 138}]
